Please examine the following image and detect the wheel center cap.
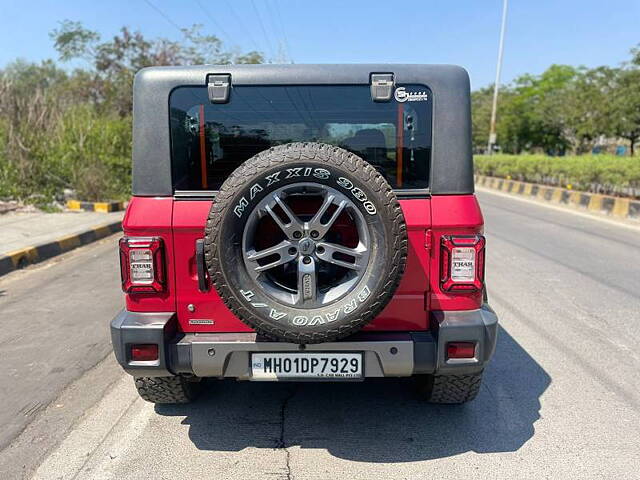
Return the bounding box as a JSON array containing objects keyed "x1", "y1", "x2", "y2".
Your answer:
[{"x1": 298, "y1": 238, "x2": 315, "y2": 255}]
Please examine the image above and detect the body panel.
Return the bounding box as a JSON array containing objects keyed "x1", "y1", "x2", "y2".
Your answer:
[
  {"x1": 171, "y1": 199, "x2": 252, "y2": 333},
  {"x1": 122, "y1": 197, "x2": 175, "y2": 312},
  {"x1": 169, "y1": 197, "x2": 432, "y2": 333},
  {"x1": 428, "y1": 195, "x2": 484, "y2": 312},
  {"x1": 122, "y1": 194, "x2": 485, "y2": 331},
  {"x1": 367, "y1": 198, "x2": 431, "y2": 330}
]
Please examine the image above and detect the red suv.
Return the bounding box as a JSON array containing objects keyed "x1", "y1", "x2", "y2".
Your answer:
[{"x1": 111, "y1": 65, "x2": 498, "y2": 405}]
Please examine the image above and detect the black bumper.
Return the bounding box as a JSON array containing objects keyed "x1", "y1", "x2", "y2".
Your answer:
[{"x1": 110, "y1": 305, "x2": 498, "y2": 378}]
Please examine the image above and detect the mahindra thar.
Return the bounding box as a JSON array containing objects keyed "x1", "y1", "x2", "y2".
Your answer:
[{"x1": 111, "y1": 64, "x2": 498, "y2": 405}]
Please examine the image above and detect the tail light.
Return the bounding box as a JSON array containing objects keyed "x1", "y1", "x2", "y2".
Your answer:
[
  {"x1": 440, "y1": 235, "x2": 485, "y2": 292},
  {"x1": 119, "y1": 237, "x2": 165, "y2": 293}
]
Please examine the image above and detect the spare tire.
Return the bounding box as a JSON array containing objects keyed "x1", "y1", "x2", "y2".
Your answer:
[{"x1": 204, "y1": 142, "x2": 407, "y2": 343}]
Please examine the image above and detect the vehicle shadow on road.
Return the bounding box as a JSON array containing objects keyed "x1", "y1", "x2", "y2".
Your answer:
[{"x1": 155, "y1": 325, "x2": 550, "y2": 462}]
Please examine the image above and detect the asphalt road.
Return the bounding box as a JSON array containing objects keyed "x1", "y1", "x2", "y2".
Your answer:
[
  {"x1": 3, "y1": 190, "x2": 640, "y2": 479},
  {"x1": 0, "y1": 238, "x2": 121, "y2": 448}
]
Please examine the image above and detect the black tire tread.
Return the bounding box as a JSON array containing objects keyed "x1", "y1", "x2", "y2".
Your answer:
[
  {"x1": 134, "y1": 376, "x2": 200, "y2": 404},
  {"x1": 203, "y1": 142, "x2": 407, "y2": 344},
  {"x1": 417, "y1": 372, "x2": 483, "y2": 404}
]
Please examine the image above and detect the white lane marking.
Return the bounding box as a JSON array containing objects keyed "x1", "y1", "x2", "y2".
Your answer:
[{"x1": 476, "y1": 186, "x2": 640, "y2": 233}]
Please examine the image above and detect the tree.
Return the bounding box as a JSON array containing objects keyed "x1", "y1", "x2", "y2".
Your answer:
[
  {"x1": 471, "y1": 44, "x2": 640, "y2": 157},
  {"x1": 1, "y1": 20, "x2": 266, "y2": 203},
  {"x1": 49, "y1": 21, "x2": 264, "y2": 115},
  {"x1": 563, "y1": 66, "x2": 615, "y2": 153},
  {"x1": 631, "y1": 43, "x2": 640, "y2": 66},
  {"x1": 612, "y1": 68, "x2": 640, "y2": 155},
  {"x1": 50, "y1": 20, "x2": 264, "y2": 69},
  {"x1": 495, "y1": 87, "x2": 532, "y2": 154},
  {"x1": 471, "y1": 87, "x2": 493, "y2": 151},
  {"x1": 511, "y1": 65, "x2": 579, "y2": 155},
  {"x1": 471, "y1": 65, "x2": 581, "y2": 154}
]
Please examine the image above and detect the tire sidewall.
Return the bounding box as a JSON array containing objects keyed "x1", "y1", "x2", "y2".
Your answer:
[{"x1": 205, "y1": 144, "x2": 407, "y2": 342}]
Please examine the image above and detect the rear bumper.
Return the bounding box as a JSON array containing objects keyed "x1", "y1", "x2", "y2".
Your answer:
[{"x1": 110, "y1": 305, "x2": 498, "y2": 379}]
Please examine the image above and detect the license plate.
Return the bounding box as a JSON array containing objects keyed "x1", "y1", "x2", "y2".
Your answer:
[{"x1": 251, "y1": 353, "x2": 363, "y2": 380}]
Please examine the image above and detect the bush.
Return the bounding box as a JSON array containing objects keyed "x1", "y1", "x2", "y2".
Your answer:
[
  {"x1": 50, "y1": 105, "x2": 131, "y2": 201},
  {"x1": 474, "y1": 154, "x2": 640, "y2": 198},
  {"x1": 0, "y1": 102, "x2": 131, "y2": 204},
  {"x1": 1, "y1": 20, "x2": 266, "y2": 207}
]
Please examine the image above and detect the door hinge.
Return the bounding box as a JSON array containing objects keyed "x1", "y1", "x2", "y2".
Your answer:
[
  {"x1": 207, "y1": 74, "x2": 231, "y2": 103},
  {"x1": 424, "y1": 229, "x2": 433, "y2": 251},
  {"x1": 370, "y1": 73, "x2": 394, "y2": 102},
  {"x1": 195, "y1": 238, "x2": 210, "y2": 292}
]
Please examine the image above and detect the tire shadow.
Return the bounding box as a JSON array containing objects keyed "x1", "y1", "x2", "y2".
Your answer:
[{"x1": 155, "y1": 325, "x2": 549, "y2": 462}]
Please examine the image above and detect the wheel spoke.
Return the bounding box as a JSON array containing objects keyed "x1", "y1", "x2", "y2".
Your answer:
[
  {"x1": 243, "y1": 183, "x2": 371, "y2": 308},
  {"x1": 264, "y1": 194, "x2": 304, "y2": 239},
  {"x1": 316, "y1": 242, "x2": 366, "y2": 271},
  {"x1": 246, "y1": 240, "x2": 296, "y2": 273},
  {"x1": 297, "y1": 256, "x2": 317, "y2": 304},
  {"x1": 308, "y1": 194, "x2": 347, "y2": 237},
  {"x1": 309, "y1": 194, "x2": 335, "y2": 227}
]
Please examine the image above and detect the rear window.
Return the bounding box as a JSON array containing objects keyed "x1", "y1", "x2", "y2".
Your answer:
[{"x1": 169, "y1": 84, "x2": 432, "y2": 191}]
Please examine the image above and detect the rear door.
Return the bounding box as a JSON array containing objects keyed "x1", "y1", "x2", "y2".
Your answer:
[
  {"x1": 169, "y1": 83, "x2": 433, "y2": 333},
  {"x1": 365, "y1": 198, "x2": 431, "y2": 331}
]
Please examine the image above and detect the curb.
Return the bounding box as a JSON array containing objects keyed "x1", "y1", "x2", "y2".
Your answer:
[
  {"x1": 66, "y1": 200, "x2": 125, "y2": 213},
  {"x1": 475, "y1": 175, "x2": 640, "y2": 221},
  {"x1": 0, "y1": 221, "x2": 122, "y2": 277}
]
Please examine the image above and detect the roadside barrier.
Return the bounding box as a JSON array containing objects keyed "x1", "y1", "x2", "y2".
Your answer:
[
  {"x1": 475, "y1": 175, "x2": 640, "y2": 221},
  {"x1": 66, "y1": 200, "x2": 125, "y2": 213},
  {"x1": 0, "y1": 221, "x2": 122, "y2": 277}
]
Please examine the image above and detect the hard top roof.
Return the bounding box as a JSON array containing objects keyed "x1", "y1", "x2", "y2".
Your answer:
[{"x1": 132, "y1": 64, "x2": 473, "y2": 196}]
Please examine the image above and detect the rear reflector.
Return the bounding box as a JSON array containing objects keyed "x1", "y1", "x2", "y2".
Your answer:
[
  {"x1": 130, "y1": 344, "x2": 159, "y2": 362},
  {"x1": 447, "y1": 342, "x2": 476, "y2": 359}
]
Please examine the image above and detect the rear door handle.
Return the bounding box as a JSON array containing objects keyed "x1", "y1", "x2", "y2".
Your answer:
[{"x1": 195, "y1": 239, "x2": 210, "y2": 292}]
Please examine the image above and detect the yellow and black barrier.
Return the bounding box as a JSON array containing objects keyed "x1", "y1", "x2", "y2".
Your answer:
[
  {"x1": 0, "y1": 221, "x2": 122, "y2": 277},
  {"x1": 66, "y1": 200, "x2": 125, "y2": 213},
  {"x1": 475, "y1": 175, "x2": 640, "y2": 221}
]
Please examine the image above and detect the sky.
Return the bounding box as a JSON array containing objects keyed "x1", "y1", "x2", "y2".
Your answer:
[{"x1": 1, "y1": 0, "x2": 639, "y2": 89}]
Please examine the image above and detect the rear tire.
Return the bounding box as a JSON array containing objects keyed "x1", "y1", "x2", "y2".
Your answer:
[
  {"x1": 415, "y1": 371, "x2": 483, "y2": 404},
  {"x1": 134, "y1": 376, "x2": 202, "y2": 404}
]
